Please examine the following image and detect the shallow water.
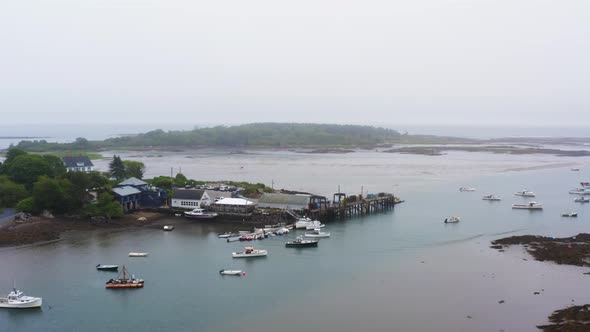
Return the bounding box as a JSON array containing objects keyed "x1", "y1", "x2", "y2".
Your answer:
[{"x1": 2, "y1": 153, "x2": 590, "y2": 331}]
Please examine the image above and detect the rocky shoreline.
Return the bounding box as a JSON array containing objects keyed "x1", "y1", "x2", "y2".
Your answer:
[{"x1": 492, "y1": 233, "x2": 590, "y2": 331}]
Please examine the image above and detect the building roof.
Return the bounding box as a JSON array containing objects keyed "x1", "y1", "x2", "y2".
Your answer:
[
  {"x1": 118, "y1": 177, "x2": 148, "y2": 187},
  {"x1": 62, "y1": 156, "x2": 94, "y2": 168},
  {"x1": 258, "y1": 193, "x2": 310, "y2": 206},
  {"x1": 173, "y1": 189, "x2": 205, "y2": 200},
  {"x1": 204, "y1": 190, "x2": 233, "y2": 200},
  {"x1": 214, "y1": 198, "x2": 254, "y2": 206},
  {"x1": 112, "y1": 186, "x2": 142, "y2": 197}
]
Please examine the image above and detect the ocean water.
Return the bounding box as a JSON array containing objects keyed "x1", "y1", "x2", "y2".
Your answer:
[{"x1": 1, "y1": 152, "x2": 590, "y2": 331}]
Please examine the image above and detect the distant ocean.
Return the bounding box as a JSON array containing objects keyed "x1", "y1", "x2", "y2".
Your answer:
[{"x1": 1, "y1": 123, "x2": 588, "y2": 150}]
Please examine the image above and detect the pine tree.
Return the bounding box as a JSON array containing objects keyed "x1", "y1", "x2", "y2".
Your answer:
[{"x1": 109, "y1": 155, "x2": 126, "y2": 180}]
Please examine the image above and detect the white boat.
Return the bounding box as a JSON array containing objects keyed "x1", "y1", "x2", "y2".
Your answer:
[
  {"x1": 294, "y1": 217, "x2": 314, "y2": 229},
  {"x1": 219, "y1": 269, "x2": 244, "y2": 276},
  {"x1": 459, "y1": 187, "x2": 476, "y2": 192},
  {"x1": 512, "y1": 202, "x2": 543, "y2": 210},
  {"x1": 232, "y1": 247, "x2": 268, "y2": 258},
  {"x1": 163, "y1": 225, "x2": 174, "y2": 231},
  {"x1": 569, "y1": 188, "x2": 590, "y2": 195},
  {"x1": 305, "y1": 220, "x2": 325, "y2": 230},
  {"x1": 128, "y1": 252, "x2": 148, "y2": 257},
  {"x1": 0, "y1": 289, "x2": 42, "y2": 309},
  {"x1": 184, "y1": 208, "x2": 218, "y2": 219},
  {"x1": 561, "y1": 212, "x2": 578, "y2": 217},
  {"x1": 444, "y1": 216, "x2": 460, "y2": 223},
  {"x1": 575, "y1": 197, "x2": 590, "y2": 203},
  {"x1": 482, "y1": 195, "x2": 501, "y2": 201},
  {"x1": 304, "y1": 229, "x2": 331, "y2": 238},
  {"x1": 514, "y1": 190, "x2": 535, "y2": 197}
]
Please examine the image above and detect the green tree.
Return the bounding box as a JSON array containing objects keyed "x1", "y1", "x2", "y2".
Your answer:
[
  {"x1": 0, "y1": 176, "x2": 28, "y2": 207},
  {"x1": 5, "y1": 154, "x2": 53, "y2": 189},
  {"x1": 4, "y1": 148, "x2": 27, "y2": 165},
  {"x1": 16, "y1": 197, "x2": 37, "y2": 214},
  {"x1": 42, "y1": 154, "x2": 66, "y2": 177},
  {"x1": 148, "y1": 176, "x2": 173, "y2": 190},
  {"x1": 174, "y1": 173, "x2": 188, "y2": 187},
  {"x1": 31, "y1": 176, "x2": 66, "y2": 213},
  {"x1": 123, "y1": 160, "x2": 145, "y2": 179},
  {"x1": 108, "y1": 155, "x2": 126, "y2": 180},
  {"x1": 83, "y1": 193, "x2": 123, "y2": 219}
]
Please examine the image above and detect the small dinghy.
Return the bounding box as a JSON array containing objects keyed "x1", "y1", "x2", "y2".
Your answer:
[
  {"x1": 219, "y1": 269, "x2": 245, "y2": 276},
  {"x1": 218, "y1": 232, "x2": 234, "y2": 238},
  {"x1": 128, "y1": 252, "x2": 148, "y2": 257},
  {"x1": 444, "y1": 216, "x2": 460, "y2": 223},
  {"x1": 163, "y1": 225, "x2": 174, "y2": 231},
  {"x1": 561, "y1": 212, "x2": 578, "y2": 217},
  {"x1": 96, "y1": 264, "x2": 119, "y2": 271},
  {"x1": 304, "y1": 229, "x2": 331, "y2": 238}
]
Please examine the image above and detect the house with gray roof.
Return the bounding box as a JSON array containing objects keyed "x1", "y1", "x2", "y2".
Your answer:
[
  {"x1": 62, "y1": 156, "x2": 94, "y2": 172},
  {"x1": 111, "y1": 177, "x2": 167, "y2": 211}
]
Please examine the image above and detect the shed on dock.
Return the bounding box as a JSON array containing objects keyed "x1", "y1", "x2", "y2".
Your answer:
[{"x1": 211, "y1": 198, "x2": 255, "y2": 213}]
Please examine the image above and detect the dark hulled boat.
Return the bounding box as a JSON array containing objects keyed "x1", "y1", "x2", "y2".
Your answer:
[
  {"x1": 285, "y1": 236, "x2": 318, "y2": 248},
  {"x1": 96, "y1": 264, "x2": 119, "y2": 271},
  {"x1": 105, "y1": 265, "x2": 144, "y2": 289}
]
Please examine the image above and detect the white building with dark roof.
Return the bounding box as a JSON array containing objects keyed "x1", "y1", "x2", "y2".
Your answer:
[
  {"x1": 62, "y1": 156, "x2": 94, "y2": 172},
  {"x1": 171, "y1": 189, "x2": 206, "y2": 209}
]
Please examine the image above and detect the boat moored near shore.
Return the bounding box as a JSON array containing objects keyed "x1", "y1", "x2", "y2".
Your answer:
[
  {"x1": 0, "y1": 289, "x2": 42, "y2": 309},
  {"x1": 232, "y1": 247, "x2": 268, "y2": 258},
  {"x1": 184, "y1": 208, "x2": 218, "y2": 219}
]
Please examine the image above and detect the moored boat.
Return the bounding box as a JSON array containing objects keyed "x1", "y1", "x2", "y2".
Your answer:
[
  {"x1": 232, "y1": 247, "x2": 268, "y2": 258},
  {"x1": 575, "y1": 197, "x2": 590, "y2": 203},
  {"x1": 96, "y1": 264, "x2": 119, "y2": 271},
  {"x1": 105, "y1": 265, "x2": 144, "y2": 289},
  {"x1": 294, "y1": 217, "x2": 315, "y2": 229},
  {"x1": 459, "y1": 187, "x2": 476, "y2": 192},
  {"x1": 304, "y1": 229, "x2": 330, "y2": 238},
  {"x1": 163, "y1": 225, "x2": 174, "y2": 231},
  {"x1": 512, "y1": 202, "x2": 543, "y2": 210},
  {"x1": 219, "y1": 269, "x2": 245, "y2": 276},
  {"x1": 128, "y1": 252, "x2": 148, "y2": 257},
  {"x1": 482, "y1": 195, "x2": 501, "y2": 201},
  {"x1": 561, "y1": 212, "x2": 578, "y2": 217},
  {"x1": 285, "y1": 236, "x2": 318, "y2": 248},
  {"x1": 184, "y1": 208, "x2": 218, "y2": 219},
  {"x1": 581, "y1": 182, "x2": 590, "y2": 188},
  {"x1": 0, "y1": 289, "x2": 42, "y2": 309},
  {"x1": 514, "y1": 190, "x2": 535, "y2": 197},
  {"x1": 569, "y1": 188, "x2": 590, "y2": 195},
  {"x1": 444, "y1": 216, "x2": 460, "y2": 223}
]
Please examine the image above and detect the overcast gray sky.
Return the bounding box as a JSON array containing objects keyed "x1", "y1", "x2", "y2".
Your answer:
[{"x1": 1, "y1": 0, "x2": 589, "y2": 126}]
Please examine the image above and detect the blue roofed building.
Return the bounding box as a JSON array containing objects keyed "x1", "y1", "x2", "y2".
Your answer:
[{"x1": 111, "y1": 177, "x2": 167, "y2": 212}]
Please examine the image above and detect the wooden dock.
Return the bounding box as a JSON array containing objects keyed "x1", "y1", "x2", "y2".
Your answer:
[{"x1": 305, "y1": 193, "x2": 402, "y2": 221}]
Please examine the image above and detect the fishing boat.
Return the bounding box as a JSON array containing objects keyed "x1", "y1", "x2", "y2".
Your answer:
[
  {"x1": 0, "y1": 289, "x2": 42, "y2": 309},
  {"x1": 294, "y1": 217, "x2": 315, "y2": 229},
  {"x1": 512, "y1": 202, "x2": 543, "y2": 210},
  {"x1": 163, "y1": 225, "x2": 174, "y2": 231},
  {"x1": 232, "y1": 247, "x2": 268, "y2": 258},
  {"x1": 304, "y1": 229, "x2": 331, "y2": 238},
  {"x1": 569, "y1": 188, "x2": 590, "y2": 195},
  {"x1": 305, "y1": 220, "x2": 325, "y2": 230},
  {"x1": 514, "y1": 190, "x2": 535, "y2": 197},
  {"x1": 444, "y1": 216, "x2": 460, "y2": 223},
  {"x1": 128, "y1": 252, "x2": 148, "y2": 257},
  {"x1": 482, "y1": 195, "x2": 501, "y2": 201},
  {"x1": 581, "y1": 182, "x2": 590, "y2": 188},
  {"x1": 459, "y1": 187, "x2": 476, "y2": 192},
  {"x1": 219, "y1": 269, "x2": 245, "y2": 276},
  {"x1": 184, "y1": 208, "x2": 218, "y2": 219},
  {"x1": 575, "y1": 197, "x2": 590, "y2": 203},
  {"x1": 105, "y1": 265, "x2": 144, "y2": 289},
  {"x1": 285, "y1": 236, "x2": 318, "y2": 248},
  {"x1": 96, "y1": 264, "x2": 119, "y2": 271},
  {"x1": 561, "y1": 212, "x2": 578, "y2": 217}
]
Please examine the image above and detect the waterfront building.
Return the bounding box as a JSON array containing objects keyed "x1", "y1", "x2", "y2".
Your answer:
[{"x1": 62, "y1": 156, "x2": 94, "y2": 172}]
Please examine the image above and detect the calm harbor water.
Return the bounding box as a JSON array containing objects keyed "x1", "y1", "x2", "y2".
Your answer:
[{"x1": 1, "y1": 152, "x2": 590, "y2": 331}]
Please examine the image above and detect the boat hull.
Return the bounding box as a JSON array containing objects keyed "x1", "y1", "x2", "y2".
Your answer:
[
  {"x1": 184, "y1": 213, "x2": 218, "y2": 219},
  {"x1": 105, "y1": 283, "x2": 144, "y2": 289},
  {"x1": 304, "y1": 233, "x2": 330, "y2": 238},
  {"x1": 285, "y1": 241, "x2": 318, "y2": 248},
  {"x1": 128, "y1": 253, "x2": 148, "y2": 257},
  {"x1": 0, "y1": 298, "x2": 42, "y2": 309},
  {"x1": 96, "y1": 265, "x2": 119, "y2": 271},
  {"x1": 219, "y1": 270, "x2": 243, "y2": 275},
  {"x1": 512, "y1": 205, "x2": 543, "y2": 210},
  {"x1": 232, "y1": 250, "x2": 268, "y2": 258}
]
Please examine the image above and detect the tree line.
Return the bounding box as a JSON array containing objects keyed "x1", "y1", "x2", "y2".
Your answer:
[{"x1": 11, "y1": 123, "x2": 401, "y2": 152}]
